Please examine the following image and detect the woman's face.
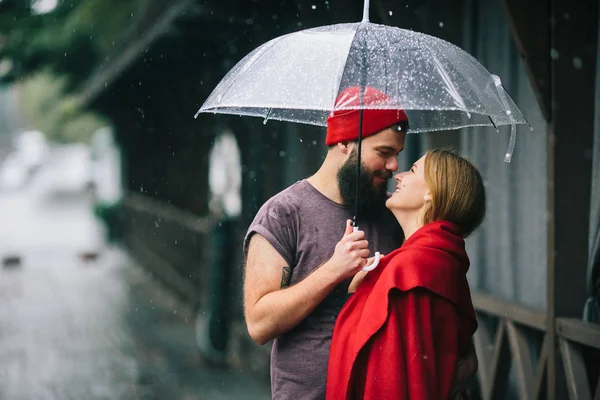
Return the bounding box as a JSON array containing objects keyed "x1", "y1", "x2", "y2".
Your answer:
[{"x1": 386, "y1": 154, "x2": 431, "y2": 213}]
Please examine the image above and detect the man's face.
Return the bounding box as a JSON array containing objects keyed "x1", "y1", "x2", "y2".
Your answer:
[{"x1": 337, "y1": 126, "x2": 406, "y2": 220}]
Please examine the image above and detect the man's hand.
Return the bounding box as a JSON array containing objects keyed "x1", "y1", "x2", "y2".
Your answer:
[
  {"x1": 324, "y1": 219, "x2": 370, "y2": 282},
  {"x1": 448, "y1": 340, "x2": 478, "y2": 399}
]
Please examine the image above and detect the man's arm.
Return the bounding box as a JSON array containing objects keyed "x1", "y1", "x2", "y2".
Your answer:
[{"x1": 244, "y1": 220, "x2": 369, "y2": 345}]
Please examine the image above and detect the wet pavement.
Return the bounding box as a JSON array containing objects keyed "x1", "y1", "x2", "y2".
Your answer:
[{"x1": 0, "y1": 145, "x2": 271, "y2": 400}]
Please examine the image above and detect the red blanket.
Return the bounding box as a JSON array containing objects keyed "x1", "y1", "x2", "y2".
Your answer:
[{"x1": 326, "y1": 221, "x2": 478, "y2": 400}]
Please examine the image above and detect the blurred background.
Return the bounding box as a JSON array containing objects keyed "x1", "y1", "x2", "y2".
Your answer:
[{"x1": 0, "y1": 0, "x2": 598, "y2": 399}]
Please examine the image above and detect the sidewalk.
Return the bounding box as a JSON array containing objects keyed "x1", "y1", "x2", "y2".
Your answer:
[{"x1": 0, "y1": 246, "x2": 270, "y2": 400}]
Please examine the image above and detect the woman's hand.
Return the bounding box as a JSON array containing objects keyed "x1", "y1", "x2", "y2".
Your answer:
[
  {"x1": 348, "y1": 270, "x2": 368, "y2": 293},
  {"x1": 448, "y1": 340, "x2": 478, "y2": 399},
  {"x1": 347, "y1": 254, "x2": 384, "y2": 293}
]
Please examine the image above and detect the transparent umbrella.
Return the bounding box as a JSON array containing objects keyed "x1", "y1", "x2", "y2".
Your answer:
[
  {"x1": 196, "y1": 3, "x2": 529, "y2": 154},
  {"x1": 196, "y1": 0, "x2": 531, "y2": 270}
]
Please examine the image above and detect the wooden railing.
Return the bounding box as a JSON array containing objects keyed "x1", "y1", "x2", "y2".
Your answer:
[
  {"x1": 121, "y1": 193, "x2": 215, "y2": 307},
  {"x1": 472, "y1": 291, "x2": 600, "y2": 400}
]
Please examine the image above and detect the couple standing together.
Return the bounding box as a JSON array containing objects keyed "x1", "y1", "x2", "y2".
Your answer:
[{"x1": 243, "y1": 87, "x2": 485, "y2": 400}]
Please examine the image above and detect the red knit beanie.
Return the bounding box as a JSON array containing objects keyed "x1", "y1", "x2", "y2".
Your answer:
[{"x1": 326, "y1": 86, "x2": 408, "y2": 146}]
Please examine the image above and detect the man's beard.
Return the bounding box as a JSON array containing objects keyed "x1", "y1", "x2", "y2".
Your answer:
[{"x1": 337, "y1": 149, "x2": 391, "y2": 221}]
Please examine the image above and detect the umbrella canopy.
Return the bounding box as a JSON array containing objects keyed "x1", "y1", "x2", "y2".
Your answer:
[{"x1": 196, "y1": 22, "x2": 529, "y2": 147}]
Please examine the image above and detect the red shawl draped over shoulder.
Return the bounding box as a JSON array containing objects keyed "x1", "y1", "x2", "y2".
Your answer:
[{"x1": 326, "y1": 221, "x2": 478, "y2": 400}]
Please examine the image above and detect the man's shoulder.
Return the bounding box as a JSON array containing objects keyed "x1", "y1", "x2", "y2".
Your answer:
[
  {"x1": 271, "y1": 180, "x2": 307, "y2": 202},
  {"x1": 244, "y1": 181, "x2": 308, "y2": 259},
  {"x1": 263, "y1": 180, "x2": 308, "y2": 208},
  {"x1": 256, "y1": 180, "x2": 307, "y2": 220}
]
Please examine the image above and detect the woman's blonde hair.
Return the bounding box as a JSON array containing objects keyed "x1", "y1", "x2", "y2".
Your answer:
[{"x1": 422, "y1": 149, "x2": 486, "y2": 237}]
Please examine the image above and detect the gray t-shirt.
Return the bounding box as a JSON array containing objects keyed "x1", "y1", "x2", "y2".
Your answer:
[{"x1": 244, "y1": 179, "x2": 402, "y2": 400}]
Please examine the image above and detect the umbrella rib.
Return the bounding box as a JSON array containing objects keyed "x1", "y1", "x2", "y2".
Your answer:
[
  {"x1": 487, "y1": 115, "x2": 498, "y2": 131},
  {"x1": 381, "y1": 33, "x2": 418, "y2": 101},
  {"x1": 365, "y1": 25, "x2": 389, "y2": 94},
  {"x1": 426, "y1": 40, "x2": 507, "y2": 122},
  {"x1": 264, "y1": 107, "x2": 273, "y2": 121},
  {"x1": 333, "y1": 26, "x2": 363, "y2": 105},
  {"x1": 421, "y1": 42, "x2": 470, "y2": 113},
  {"x1": 380, "y1": 24, "x2": 397, "y2": 97}
]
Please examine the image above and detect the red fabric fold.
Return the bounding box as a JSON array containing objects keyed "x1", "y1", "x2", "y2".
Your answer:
[{"x1": 326, "y1": 220, "x2": 478, "y2": 400}]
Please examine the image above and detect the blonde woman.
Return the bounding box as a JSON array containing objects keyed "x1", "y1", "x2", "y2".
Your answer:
[{"x1": 327, "y1": 149, "x2": 485, "y2": 400}]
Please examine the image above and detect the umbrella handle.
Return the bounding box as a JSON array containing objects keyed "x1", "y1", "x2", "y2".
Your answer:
[
  {"x1": 353, "y1": 226, "x2": 381, "y2": 271},
  {"x1": 362, "y1": 252, "x2": 381, "y2": 272}
]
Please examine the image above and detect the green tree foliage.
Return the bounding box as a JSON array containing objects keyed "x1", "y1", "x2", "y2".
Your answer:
[
  {"x1": 18, "y1": 70, "x2": 108, "y2": 143},
  {"x1": 0, "y1": 0, "x2": 145, "y2": 87}
]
